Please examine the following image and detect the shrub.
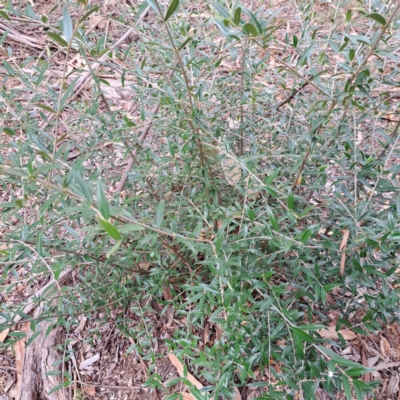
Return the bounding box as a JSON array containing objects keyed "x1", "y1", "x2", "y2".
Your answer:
[{"x1": 1, "y1": 0, "x2": 400, "y2": 398}]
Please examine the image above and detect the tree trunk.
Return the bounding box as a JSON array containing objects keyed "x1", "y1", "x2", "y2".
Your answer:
[{"x1": 20, "y1": 322, "x2": 67, "y2": 400}]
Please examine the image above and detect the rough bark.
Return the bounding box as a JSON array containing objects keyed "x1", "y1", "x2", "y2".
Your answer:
[{"x1": 20, "y1": 322, "x2": 67, "y2": 400}]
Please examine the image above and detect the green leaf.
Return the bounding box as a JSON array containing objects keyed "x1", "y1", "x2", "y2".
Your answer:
[
  {"x1": 119, "y1": 224, "x2": 144, "y2": 233},
  {"x1": 36, "y1": 232, "x2": 43, "y2": 256},
  {"x1": 287, "y1": 190, "x2": 295, "y2": 210},
  {"x1": 34, "y1": 103, "x2": 56, "y2": 113},
  {"x1": 155, "y1": 200, "x2": 165, "y2": 228},
  {"x1": 46, "y1": 370, "x2": 62, "y2": 376},
  {"x1": 60, "y1": 77, "x2": 79, "y2": 111},
  {"x1": 342, "y1": 374, "x2": 352, "y2": 400},
  {"x1": 246, "y1": 10, "x2": 262, "y2": 33},
  {"x1": 367, "y1": 13, "x2": 386, "y2": 25},
  {"x1": 346, "y1": 10, "x2": 352, "y2": 22},
  {"x1": 345, "y1": 366, "x2": 375, "y2": 377},
  {"x1": 296, "y1": 324, "x2": 325, "y2": 331},
  {"x1": 299, "y1": 227, "x2": 312, "y2": 243},
  {"x1": 51, "y1": 262, "x2": 63, "y2": 280},
  {"x1": 290, "y1": 327, "x2": 314, "y2": 343},
  {"x1": 3, "y1": 127, "x2": 15, "y2": 136},
  {"x1": 62, "y1": 6, "x2": 73, "y2": 42},
  {"x1": 165, "y1": 0, "x2": 179, "y2": 21},
  {"x1": 96, "y1": 180, "x2": 110, "y2": 220},
  {"x1": 267, "y1": 207, "x2": 279, "y2": 231},
  {"x1": 266, "y1": 168, "x2": 280, "y2": 185},
  {"x1": 333, "y1": 358, "x2": 364, "y2": 368},
  {"x1": 146, "y1": 0, "x2": 163, "y2": 18},
  {"x1": 233, "y1": 7, "x2": 241, "y2": 26},
  {"x1": 0, "y1": 29, "x2": 9, "y2": 46},
  {"x1": 79, "y1": 6, "x2": 99, "y2": 23},
  {"x1": 0, "y1": 10, "x2": 10, "y2": 21},
  {"x1": 46, "y1": 31, "x2": 68, "y2": 47},
  {"x1": 106, "y1": 239, "x2": 122, "y2": 259},
  {"x1": 72, "y1": 170, "x2": 92, "y2": 202},
  {"x1": 243, "y1": 23, "x2": 258, "y2": 36},
  {"x1": 211, "y1": 2, "x2": 230, "y2": 19},
  {"x1": 97, "y1": 217, "x2": 121, "y2": 240},
  {"x1": 3, "y1": 60, "x2": 15, "y2": 77},
  {"x1": 48, "y1": 381, "x2": 70, "y2": 395},
  {"x1": 349, "y1": 48, "x2": 355, "y2": 61}
]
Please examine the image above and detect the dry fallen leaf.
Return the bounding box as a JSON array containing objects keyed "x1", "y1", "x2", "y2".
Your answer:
[
  {"x1": 82, "y1": 385, "x2": 96, "y2": 396},
  {"x1": 380, "y1": 335, "x2": 391, "y2": 356},
  {"x1": 176, "y1": 393, "x2": 196, "y2": 400},
  {"x1": 74, "y1": 315, "x2": 87, "y2": 333},
  {"x1": 318, "y1": 327, "x2": 356, "y2": 340},
  {"x1": 80, "y1": 353, "x2": 100, "y2": 370},
  {"x1": 15, "y1": 322, "x2": 30, "y2": 399},
  {"x1": 168, "y1": 354, "x2": 242, "y2": 399},
  {"x1": 339, "y1": 229, "x2": 350, "y2": 275},
  {"x1": 233, "y1": 387, "x2": 242, "y2": 400},
  {"x1": 0, "y1": 243, "x2": 10, "y2": 250},
  {"x1": 0, "y1": 328, "x2": 10, "y2": 342},
  {"x1": 168, "y1": 354, "x2": 203, "y2": 390}
]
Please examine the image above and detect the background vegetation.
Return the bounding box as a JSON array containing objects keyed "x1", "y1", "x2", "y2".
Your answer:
[{"x1": 1, "y1": 0, "x2": 400, "y2": 398}]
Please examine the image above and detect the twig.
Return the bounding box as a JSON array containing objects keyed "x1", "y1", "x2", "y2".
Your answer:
[
  {"x1": 114, "y1": 103, "x2": 160, "y2": 194},
  {"x1": 0, "y1": 21, "x2": 42, "y2": 49},
  {"x1": 0, "y1": 266, "x2": 74, "y2": 326},
  {"x1": 238, "y1": 40, "x2": 247, "y2": 155},
  {"x1": 38, "y1": 28, "x2": 135, "y2": 131}
]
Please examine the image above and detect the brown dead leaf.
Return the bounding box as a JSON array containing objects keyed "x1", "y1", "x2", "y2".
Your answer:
[
  {"x1": 139, "y1": 262, "x2": 151, "y2": 270},
  {"x1": 82, "y1": 385, "x2": 96, "y2": 396},
  {"x1": 387, "y1": 373, "x2": 399, "y2": 396},
  {"x1": 339, "y1": 229, "x2": 349, "y2": 275},
  {"x1": 204, "y1": 323, "x2": 210, "y2": 345},
  {"x1": 380, "y1": 335, "x2": 391, "y2": 356},
  {"x1": 340, "y1": 230, "x2": 349, "y2": 251},
  {"x1": 162, "y1": 284, "x2": 172, "y2": 301},
  {"x1": 318, "y1": 327, "x2": 356, "y2": 340},
  {"x1": 168, "y1": 354, "x2": 241, "y2": 399},
  {"x1": 0, "y1": 243, "x2": 10, "y2": 250},
  {"x1": 74, "y1": 315, "x2": 87, "y2": 333},
  {"x1": 340, "y1": 252, "x2": 346, "y2": 276},
  {"x1": 216, "y1": 325, "x2": 224, "y2": 342},
  {"x1": 168, "y1": 354, "x2": 203, "y2": 390},
  {"x1": 176, "y1": 393, "x2": 196, "y2": 400},
  {"x1": 0, "y1": 328, "x2": 9, "y2": 342},
  {"x1": 233, "y1": 387, "x2": 242, "y2": 400},
  {"x1": 15, "y1": 322, "x2": 30, "y2": 399}
]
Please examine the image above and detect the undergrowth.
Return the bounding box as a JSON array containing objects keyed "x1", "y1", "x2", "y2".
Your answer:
[{"x1": 1, "y1": 0, "x2": 400, "y2": 398}]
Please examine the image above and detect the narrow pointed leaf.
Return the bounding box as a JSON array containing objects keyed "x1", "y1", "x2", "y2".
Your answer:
[
  {"x1": 62, "y1": 6, "x2": 73, "y2": 42},
  {"x1": 97, "y1": 217, "x2": 121, "y2": 240},
  {"x1": 233, "y1": 7, "x2": 241, "y2": 26},
  {"x1": 165, "y1": 0, "x2": 179, "y2": 21},
  {"x1": 46, "y1": 32, "x2": 68, "y2": 47},
  {"x1": 367, "y1": 13, "x2": 386, "y2": 25},
  {"x1": 34, "y1": 103, "x2": 56, "y2": 113},
  {"x1": 243, "y1": 23, "x2": 258, "y2": 36},
  {"x1": 156, "y1": 200, "x2": 165, "y2": 228},
  {"x1": 106, "y1": 239, "x2": 122, "y2": 259},
  {"x1": 72, "y1": 170, "x2": 92, "y2": 202},
  {"x1": 287, "y1": 190, "x2": 295, "y2": 210},
  {"x1": 79, "y1": 6, "x2": 99, "y2": 23},
  {"x1": 146, "y1": 0, "x2": 163, "y2": 18},
  {"x1": 96, "y1": 180, "x2": 110, "y2": 220}
]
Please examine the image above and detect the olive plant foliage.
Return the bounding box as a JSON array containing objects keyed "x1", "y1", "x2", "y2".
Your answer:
[{"x1": 1, "y1": 0, "x2": 400, "y2": 398}]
